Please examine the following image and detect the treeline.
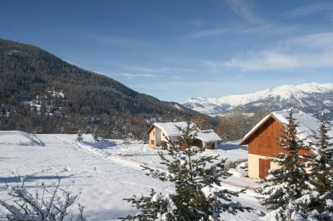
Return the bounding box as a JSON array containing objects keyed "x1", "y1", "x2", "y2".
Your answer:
[{"x1": 216, "y1": 108, "x2": 271, "y2": 142}]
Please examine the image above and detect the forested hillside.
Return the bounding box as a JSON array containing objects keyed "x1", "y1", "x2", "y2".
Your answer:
[{"x1": 0, "y1": 39, "x2": 218, "y2": 138}]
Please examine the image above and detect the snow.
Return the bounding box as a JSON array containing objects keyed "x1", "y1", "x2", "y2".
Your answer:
[
  {"x1": 153, "y1": 122, "x2": 221, "y2": 142},
  {"x1": 196, "y1": 130, "x2": 222, "y2": 142},
  {"x1": 182, "y1": 83, "x2": 333, "y2": 117},
  {"x1": 0, "y1": 131, "x2": 269, "y2": 220},
  {"x1": 153, "y1": 122, "x2": 190, "y2": 137},
  {"x1": 272, "y1": 109, "x2": 333, "y2": 149},
  {"x1": 219, "y1": 83, "x2": 332, "y2": 107},
  {"x1": 272, "y1": 109, "x2": 321, "y2": 142},
  {"x1": 296, "y1": 82, "x2": 333, "y2": 94}
]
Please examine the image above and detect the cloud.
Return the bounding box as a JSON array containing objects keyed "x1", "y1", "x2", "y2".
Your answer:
[
  {"x1": 221, "y1": 51, "x2": 300, "y2": 71},
  {"x1": 135, "y1": 80, "x2": 256, "y2": 102},
  {"x1": 218, "y1": 51, "x2": 332, "y2": 72},
  {"x1": 117, "y1": 64, "x2": 170, "y2": 73},
  {"x1": 119, "y1": 73, "x2": 162, "y2": 79},
  {"x1": 189, "y1": 19, "x2": 206, "y2": 28},
  {"x1": 186, "y1": 28, "x2": 230, "y2": 38},
  {"x1": 287, "y1": 32, "x2": 333, "y2": 50},
  {"x1": 283, "y1": 2, "x2": 333, "y2": 18},
  {"x1": 204, "y1": 32, "x2": 333, "y2": 72},
  {"x1": 235, "y1": 24, "x2": 298, "y2": 36},
  {"x1": 172, "y1": 76, "x2": 182, "y2": 79},
  {"x1": 224, "y1": 0, "x2": 263, "y2": 24}
]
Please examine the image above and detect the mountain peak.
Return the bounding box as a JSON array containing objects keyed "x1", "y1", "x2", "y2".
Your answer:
[{"x1": 182, "y1": 83, "x2": 333, "y2": 118}]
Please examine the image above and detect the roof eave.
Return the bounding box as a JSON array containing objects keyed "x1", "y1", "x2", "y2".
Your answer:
[
  {"x1": 238, "y1": 113, "x2": 278, "y2": 146},
  {"x1": 146, "y1": 124, "x2": 155, "y2": 135}
]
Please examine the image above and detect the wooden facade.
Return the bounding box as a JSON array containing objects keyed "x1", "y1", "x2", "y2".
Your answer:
[
  {"x1": 240, "y1": 114, "x2": 313, "y2": 179},
  {"x1": 242, "y1": 115, "x2": 313, "y2": 158}
]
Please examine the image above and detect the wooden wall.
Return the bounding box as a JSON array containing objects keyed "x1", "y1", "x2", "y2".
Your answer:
[{"x1": 248, "y1": 117, "x2": 312, "y2": 157}]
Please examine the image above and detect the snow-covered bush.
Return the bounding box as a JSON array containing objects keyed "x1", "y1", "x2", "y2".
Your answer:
[
  {"x1": 92, "y1": 127, "x2": 100, "y2": 142},
  {"x1": 0, "y1": 174, "x2": 85, "y2": 221},
  {"x1": 76, "y1": 130, "x2": 84, "y2": 143},
  {"x1": 120, "y1": 119, "x2": 252, "y2": 220},
  {"x1": 235, "y1": 161, "x2": 248, "y2": 177}
]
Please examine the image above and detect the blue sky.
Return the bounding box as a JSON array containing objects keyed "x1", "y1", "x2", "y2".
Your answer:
[{"x1": 1, "y1": 0, "x2": 332, "y2": 103}]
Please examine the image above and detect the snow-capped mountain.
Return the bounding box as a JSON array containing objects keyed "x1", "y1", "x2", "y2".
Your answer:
[{"x1": 182, "y1": 83, "x2": 333, "y2": 118}]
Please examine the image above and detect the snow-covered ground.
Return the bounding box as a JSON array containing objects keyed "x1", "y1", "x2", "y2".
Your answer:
[{"x1": 0, "y1": 131, "x2": 269, "y2": 220}]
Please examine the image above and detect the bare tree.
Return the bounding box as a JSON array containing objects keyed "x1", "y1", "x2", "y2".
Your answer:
[{"x1": 0, "y1": 174, "x2": 85, "y2": 221}]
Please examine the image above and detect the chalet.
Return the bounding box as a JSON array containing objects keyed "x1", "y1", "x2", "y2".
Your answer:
[
  {"x1": 239, "y1": 109, "x2": 329, "y2": 179},
  {"x1": 146, "y1": 121, "x2": 222, "y2": 149}
]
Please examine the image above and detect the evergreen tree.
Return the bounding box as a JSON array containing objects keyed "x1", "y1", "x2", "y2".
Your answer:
[
  {"x1": 295, "y1": 114, "x2": 333, "y2": 220},
  {"x1": 257, "y1": 108, "x2": 312, "y2": 221},
  {"x1": 120, "y1": 119, "x2": 252, "y2": 221}
]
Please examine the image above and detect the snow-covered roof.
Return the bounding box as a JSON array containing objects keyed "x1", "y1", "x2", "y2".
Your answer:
[
  {"x1": 153, "y1": 121, "x2": 191, "y2": 137},
  {"x1": 239, "y1": 109, "x2": 333, "y2": 146},
  {"x1": 272, "y1": 110, "x2": 320, "y2": 142},
  {"x1": 196, "y1": 130, "x2": 222, "y2": 142},
  {"x1": 148, "y1": 122, "x2": 221, "y2": 142}
]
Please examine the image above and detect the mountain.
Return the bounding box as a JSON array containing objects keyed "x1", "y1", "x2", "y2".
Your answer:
[
  {"x1": 182, "y1": 83, "x2": 333, "y2": 119},
  {"x1": 0, "y1": 39, "x2": 218, "y2": 137}
]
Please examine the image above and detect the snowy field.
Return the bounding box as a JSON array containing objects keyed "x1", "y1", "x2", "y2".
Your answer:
[{"x1": 0, "y1": 131, "x2": 270, "y2": 220}]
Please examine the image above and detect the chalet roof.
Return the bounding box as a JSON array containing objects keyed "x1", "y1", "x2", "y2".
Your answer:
[
  {"x1": 146, "y1": 122, "x2": 221, "y2": 142},
  {"x1": 196, "y1": 130, "x2": 222, "y2": 142},
  {"x1": 239, "y1": 109, "x2": 333, "y2": 147},
  {"x1": 146, "y1": 122, "x2": 191, "y2": 137}
]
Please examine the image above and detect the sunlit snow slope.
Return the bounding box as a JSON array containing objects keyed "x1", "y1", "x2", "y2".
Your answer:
[{"x1": 0, "y1": 131, "x2": 268, "y2": 220}]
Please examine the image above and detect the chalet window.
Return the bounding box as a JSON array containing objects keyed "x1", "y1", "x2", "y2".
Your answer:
[
  {"x1": 153, "y1": 131, "x2": 155, "y2": 135},
  {"x1": 151, "y1": 140, "x2": 154, "y2": 145}
]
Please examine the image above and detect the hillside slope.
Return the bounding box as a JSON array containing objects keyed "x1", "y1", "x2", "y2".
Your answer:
[{"x1": 0, "y1": 39, "x2": 217, "y2": 137}]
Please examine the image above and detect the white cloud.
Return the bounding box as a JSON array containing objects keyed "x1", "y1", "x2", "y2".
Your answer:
[
  {"x1": 204, "y1": 32, "x2": 333, "y2": 72},
  {"x1": 283, "y1": 2, "x2": 333, "y2": 18},
  {"x1": 216, "y1": 51, "x2": 332, "y2": 72},
  {"x1": 172, "y1": 76, "x2": 182, "y2": 79},
  {"x1": 120, "y1": 73, "x2": 161, "y2": 79},
  {"x1": 117, "y1": 64, "x2": 170, "y2": 73},
  {"x1": 186, "y1": 28, "x2": 230, "y2": 38},
  {"x1": 224, "y1": 0, "x2": 263, "y2": 24},
  {"x1": 222, "y1": 51, "x2": 300, "y2": 71},
  {"x1": 189, "y1": 19, "x2": 206, "y2": 28},
  {"x1": 235, "y1": 24, "x2": 298, "y2": 36},
  {"x1": 287, "y1": 32, "x2": 333, "y2": 50}
]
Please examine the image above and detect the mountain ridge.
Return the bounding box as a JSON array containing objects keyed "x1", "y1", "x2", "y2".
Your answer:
[{"x1": 182, "y1": 83, "x2": 333, "y2": 119}]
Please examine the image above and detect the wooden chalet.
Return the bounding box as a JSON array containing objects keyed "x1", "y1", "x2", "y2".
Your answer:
[
  {"x1": 146, "y1": 122, "x2": 221, "y2": 149},
  {"x1": 239, "y1": 109, "x2": 322, "y2": 179}
]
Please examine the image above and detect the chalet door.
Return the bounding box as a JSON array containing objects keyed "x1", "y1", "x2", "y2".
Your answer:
[{"x1": 259, "y1": 159, "x2": 270, "y2": 178}]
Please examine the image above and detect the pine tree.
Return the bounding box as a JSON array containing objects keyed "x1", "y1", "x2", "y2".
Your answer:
[
  {"x1": 309, "y1": 114, "x2": 333, "y2": 195},
  {"x1": 120, "y1": 119, "x2": 252, "y2": 221},
  {"x1": 257, "y1": 108, "x2": 312, "y2": 221},
  {"x1": 296, "y1": 114, "x2": 333, "y2": 220}
]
